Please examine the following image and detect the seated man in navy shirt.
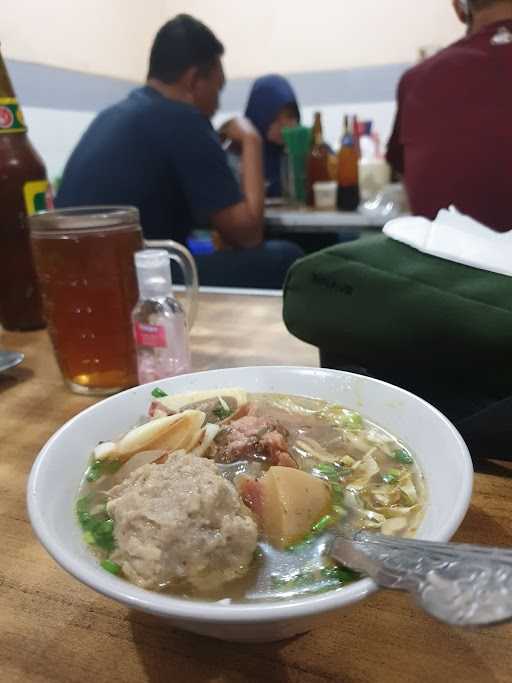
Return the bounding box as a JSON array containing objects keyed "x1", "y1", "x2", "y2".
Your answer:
[{"x1": 56, "y1": 14, "x2": 302, "y2": 288}]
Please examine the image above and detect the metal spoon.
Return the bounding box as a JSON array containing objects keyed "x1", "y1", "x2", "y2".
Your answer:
[
  {"x1": 331, "y1": 531, "x2": 512, "y2": 627},
  {"x1": 0, "y1": 351, "x2": 24, "y2": 373}
]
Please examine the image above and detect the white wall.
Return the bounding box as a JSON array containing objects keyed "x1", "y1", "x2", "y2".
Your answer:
[
  {"x1": 3, "y1": 0, "x2": 463, "y2": 81},
  {"x1": 165, "y1": 0, "x2": 462, "y2": 78},
  {"x1": 24, "y1": 107, "x2": 96, "y2": 181},
  {"x1": 2, "y1": 0, "x2": 165, "y2": 81}
]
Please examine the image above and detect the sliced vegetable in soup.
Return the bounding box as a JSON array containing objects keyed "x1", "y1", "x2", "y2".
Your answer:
[{"x1": 76, "y1": 389, "x2": 426, "y2": 601}]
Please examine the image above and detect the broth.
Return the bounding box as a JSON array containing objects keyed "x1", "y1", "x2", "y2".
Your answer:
[{"x1": 76, "y1": 390, "x2": 426, "y2": 602}]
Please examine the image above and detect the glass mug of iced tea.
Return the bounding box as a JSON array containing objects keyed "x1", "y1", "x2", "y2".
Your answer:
[{"x1": 30, "y1": 207, "x2": 143, "y2": 395}]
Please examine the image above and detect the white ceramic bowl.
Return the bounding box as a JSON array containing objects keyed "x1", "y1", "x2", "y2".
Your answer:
[{"x1": 28, "y1": 366, "x2": 473, "y2": 642}]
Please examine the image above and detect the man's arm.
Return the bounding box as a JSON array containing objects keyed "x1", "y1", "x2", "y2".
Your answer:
[{"x1": 212, "y1": 117, "x2": 264, "y2": 248}]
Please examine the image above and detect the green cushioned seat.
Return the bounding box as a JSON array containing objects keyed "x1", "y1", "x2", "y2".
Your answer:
[{"x1": 283, "y1": 234, "x2": 512, "y2": 460}]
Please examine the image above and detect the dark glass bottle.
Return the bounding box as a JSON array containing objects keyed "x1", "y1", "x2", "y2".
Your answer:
[
  {"x1": 306, "y1": 112, "x2": 330, "y2": 206},
  {"x1": 336, "y1": 116, "x2": 360, "y2": 211},
  {"x1": 0, "y1": 45, "x2": 52, "y2": 330}
]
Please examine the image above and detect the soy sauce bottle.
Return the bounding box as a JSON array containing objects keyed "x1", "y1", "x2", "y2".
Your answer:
[
  {"x1": 306, "y1": 112, "x2": 330, "y2": 206},
  {"x1": 336, "y1": 116, "x2": 360, "y2": 211},
  {"x1": 0, "y1": 45, "x2": 52, "y2": 330}
]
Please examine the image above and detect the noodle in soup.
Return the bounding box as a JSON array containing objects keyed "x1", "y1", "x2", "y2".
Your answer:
[{"x1": 76, "y1": 389, "x2": 426, "y2": 601}]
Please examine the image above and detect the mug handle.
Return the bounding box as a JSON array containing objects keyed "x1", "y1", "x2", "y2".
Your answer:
[{"x1": 143, "y1": 239, "x2": 199, "y2": 330}]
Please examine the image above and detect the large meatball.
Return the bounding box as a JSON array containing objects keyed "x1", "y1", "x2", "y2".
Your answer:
[{"x1": 106, "y1": 453, "x2": 258, "y2": 591}]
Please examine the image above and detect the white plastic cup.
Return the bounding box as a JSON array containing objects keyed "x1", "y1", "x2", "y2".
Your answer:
[{"x1": 313, "y1": 181, "x2": 337, "y2": 211}]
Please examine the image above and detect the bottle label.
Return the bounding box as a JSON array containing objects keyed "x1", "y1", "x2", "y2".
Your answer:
[
  {"x1": 23, "y1": 180, "x2": 54, "y2": 215},
  {"x1": 0, "y1": 97, "x2": 27, "y2": 133},
  {"x1": 134, "y1": 322, "x2": 168, "y2": 348}
]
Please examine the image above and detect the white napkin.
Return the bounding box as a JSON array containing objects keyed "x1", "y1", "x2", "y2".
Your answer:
[{"x1": 383, "y1": 207, "x2": 512, "y2": 277}]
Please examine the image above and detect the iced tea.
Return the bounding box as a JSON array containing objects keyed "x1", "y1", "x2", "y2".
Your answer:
[{"x1": 30, "y1": 208, "x2": 143, "y2": 395}]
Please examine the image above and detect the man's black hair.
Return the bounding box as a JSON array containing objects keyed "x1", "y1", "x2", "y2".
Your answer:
[{"x1": 148, "y1": 14, "x2": 224, "y2": 84}]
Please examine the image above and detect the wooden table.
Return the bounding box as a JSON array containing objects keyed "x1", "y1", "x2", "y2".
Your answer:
[
  {"x1": 264, "y1": 207, "x2": 390, "y2": 255},
  {"x1": 2, "y1": 291, "x2": 512, "y2": 683}
]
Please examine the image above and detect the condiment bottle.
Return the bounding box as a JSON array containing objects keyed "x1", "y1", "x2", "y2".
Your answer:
[
  {"x1": 357, "y1": 126, "x2": 391, "y2": 202},
  {"x1": 336, "y1": 115, "x2": 360, "y2": 211},
  {"x1": 0, "y1": 44, "x2": 52, "y2": 330},
  {"x1": 306, "y1": 112, "x2": 330, "y2": 206},
  {"x1": 132, "y1": 249, "x2": 191, "y2": 384}
]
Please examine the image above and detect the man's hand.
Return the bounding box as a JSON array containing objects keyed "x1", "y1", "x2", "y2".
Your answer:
[{"x1": 219, "y1": 116, "x2": 261, "y2": 144}]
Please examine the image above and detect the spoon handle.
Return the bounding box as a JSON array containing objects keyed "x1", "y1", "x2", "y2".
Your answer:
[{"x1": 331, "y1": 531, "x2": 512, "y2": 627}]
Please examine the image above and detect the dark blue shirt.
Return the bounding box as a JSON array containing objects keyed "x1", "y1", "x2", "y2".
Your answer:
[{"x1": 56, "y1": 86, "x2": 243, "y2": 242}]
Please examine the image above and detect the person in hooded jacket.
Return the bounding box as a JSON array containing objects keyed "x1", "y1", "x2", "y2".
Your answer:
[{"x1": 244, "y1": 75, "x2": 300, "y2": 198}]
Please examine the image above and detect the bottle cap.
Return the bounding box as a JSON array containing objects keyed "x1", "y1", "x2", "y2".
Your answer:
[{"x1": 134, "y1": 249, "x2": 172, "y2": 299}]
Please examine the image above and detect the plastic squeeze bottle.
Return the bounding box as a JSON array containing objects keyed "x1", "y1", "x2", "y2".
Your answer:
[{"x1": 132, "y1": 249, "x2": 191, "y2": 384}]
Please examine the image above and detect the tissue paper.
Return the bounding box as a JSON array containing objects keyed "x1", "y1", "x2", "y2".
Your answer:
[{"x1": 384, "y1": 207, "x2": 512, "y2": 277}]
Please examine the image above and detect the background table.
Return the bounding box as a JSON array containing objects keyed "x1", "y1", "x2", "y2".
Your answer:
[
  {"x1": 265, "y1": 207, "x2": 387, "y2": 233},
  {"x1": 265, "y1": 207, "x2": 388, "y2": 254},
  {"x1": 2, "y1": 291, "x2": 512, "y2": 683}
]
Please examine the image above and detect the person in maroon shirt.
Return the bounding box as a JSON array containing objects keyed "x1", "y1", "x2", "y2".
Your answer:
[{"x1": 387, "y1": 0, "x2": 512, "y2": 231}]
